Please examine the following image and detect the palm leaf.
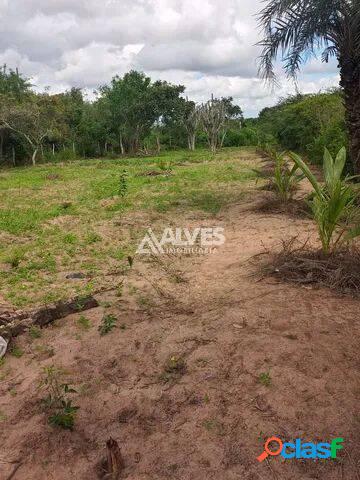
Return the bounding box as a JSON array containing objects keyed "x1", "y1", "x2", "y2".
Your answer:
[
  {"x1": 288, "y1": 151, "x2": 322, "y2": 196},
  {"x1": 333, "y1": 146, "x2": 347, "y2": 180}
]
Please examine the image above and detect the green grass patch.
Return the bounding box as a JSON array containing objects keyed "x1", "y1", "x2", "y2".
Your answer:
[{"x1": 0, "y1": 148, "x2": 259, "y2": 307}]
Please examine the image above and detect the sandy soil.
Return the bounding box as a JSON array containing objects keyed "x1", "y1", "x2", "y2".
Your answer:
[{"x1": 0, "y1": 173, "x2": 359, "y2": 479}]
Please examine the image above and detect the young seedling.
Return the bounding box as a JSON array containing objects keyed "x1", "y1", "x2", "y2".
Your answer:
[
  {"x1": 290, "y1": 148, "x2": 359, "y2": 254},
  {"x1": 119, "y1": 170, "x2": 128, "y2": 197},
  {"x1": 160, "y1": 356, "x2": 187, "y2": 383},
  {"x1": 259, "y1": 371, "x2": 272, "y2": 387},
  {"x1": 272, "y1": 151, "x2": 304, "y2": 202},
  {"x1": 98, "y1": 314, "x2": 117, "y2": 336},
  {"x1": 40, "y1": 365, "x2": 79, "y2": 430},
  {"x1": 29, "y1": 325, "x2": 42, "y2": 339},
  {"x1": 11, "y1": 346, "x2": 24, "y2": 358},
  {"x1": 77, "y1": 315, "x2": 91, "y2": 331}
]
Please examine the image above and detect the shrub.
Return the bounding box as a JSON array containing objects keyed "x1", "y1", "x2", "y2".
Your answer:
[
  {"x1": 98, "y1": 314, "x2": 117, "y2": 336},
  {"x1": 40, "y1": 365, "x2": 79, "y2": 430},
  {"x1": 223, "y1": 127, "x2": 259, "y2": 147},
  {"x1": 256, "y1": 91, "x2": 347, "y2": 165}
]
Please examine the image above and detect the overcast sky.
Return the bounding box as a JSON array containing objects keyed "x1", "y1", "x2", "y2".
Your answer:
[{"x1": 0, "y1": 0, "x2": 339, "y2": 116}]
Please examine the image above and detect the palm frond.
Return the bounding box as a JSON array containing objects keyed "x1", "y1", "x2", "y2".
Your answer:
[{"x1": 257, "y1": 0, "x2": 355, "y2": 81}]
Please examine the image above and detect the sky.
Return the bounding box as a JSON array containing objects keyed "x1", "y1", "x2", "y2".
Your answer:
[{"x1": 0, "y1": 0, "x2": 339, "y2": 117}]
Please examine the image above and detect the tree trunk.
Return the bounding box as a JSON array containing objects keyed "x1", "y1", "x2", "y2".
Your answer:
[
  {"x1": 119, "y1": 132, "x2": 124, "y2": 155},
  {"x1": 72, "y1": 141, "x2": 76, "y2": 155},
  {"x1": 52, "y1": 143, "x2": 55, "y2": 155},
  {"x1": 220, "y1": 130, "x2": 227, "y2": 148},
  {"x1": 12, "y1": 145, "x2": 15, "y2": 167},
  {"x1": 340, "y1": 59, "x2": 360, "y2": 174},
  {"x1": 0, "y1": 129, "x2": 4, "y2": 162},
  {"x1": 188, "y1": 133, "x2": 195, "y2": 151},
  {"x1": 32, "y1": 148, "x2": 38, "y2": 166},
  {"x1": 156, "y1": 134, "x2": 161, "y2": 153}
]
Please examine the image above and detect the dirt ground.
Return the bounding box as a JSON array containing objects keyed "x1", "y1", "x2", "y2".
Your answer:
[{"x1": 0, "y1": 167, "x2": 359, "y2": 479}]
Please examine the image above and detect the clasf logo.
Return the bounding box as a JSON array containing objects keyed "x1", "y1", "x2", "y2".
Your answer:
[{"x1": 257, "y1": 436, "x2": 344, "y2": 462}]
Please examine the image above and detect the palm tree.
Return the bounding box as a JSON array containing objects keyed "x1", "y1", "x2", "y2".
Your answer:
[{"x1": 257, "y1": 0, "x2": 360, "y2": 174}]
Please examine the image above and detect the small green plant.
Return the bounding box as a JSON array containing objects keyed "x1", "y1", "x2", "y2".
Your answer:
[
  {"x1": 5, "y1": 248, "x2": 26, "y2": 268},
  {"x1": 98, "y1": 314, "x2": 117, "y2": 336},
  {"x1": 85, "y1": 231, "x2": 102, "y2": 244},
  {"x1": 34, "y1": 344, "x2": 55, "y2": 359},
  {"x1": 9, "y1": 388, "x2": 17, "y2": 397},
  {"x1": 0, "y1": 410, "x2": 7, "y2": 422},
  {"x1": 259, "y1": 371, "x2": 271, "y2": 387},
  {"x1": 160, "y1": 356, "x2": 187, "y2": 383},
  {"x1": 119, "y1": 170, "x2": 128, "y2": 197},
  {"x1": 40, "y1": 365, "x2": 79, "y2": 430},
  {"x1": 290, "y1": 148, "x2": 359, "y2": 254},
  {"x1": 11, "y1": 346, "x2": 24, "y2": 358},
  {"x1": 63, "y1": 233, "x2": 78, "y2": 244},
  {"x1": 262, "y1": 143, "x2": 278, "y2": 161},
  {"x1": 272, "y1": 152, "x2": 304, "y2": 202},
  {"x1": 29, "y1": 325, "x2": 42, "y2": 339},
  {"x1": 158, "y1": 158, "x2": 171, "y2": 171},
  {"x1": 77, "y1": 315, "x2": 91, "y2": 330}
]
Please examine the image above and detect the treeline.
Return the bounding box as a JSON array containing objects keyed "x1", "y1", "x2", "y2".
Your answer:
[
  {"x1": 251, "y1": 89, "x2": 347, "y2": 165},
  {"x1": 0, "y1": 66, "x2": 245, "y2": 165}
]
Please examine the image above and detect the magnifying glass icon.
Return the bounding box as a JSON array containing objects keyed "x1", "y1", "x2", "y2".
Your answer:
[{"x1": 257, "y1": 436, "x2": 283, "y2": 462}]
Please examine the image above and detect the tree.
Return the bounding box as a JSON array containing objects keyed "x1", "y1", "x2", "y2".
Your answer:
[
  {"x1": 1, "y1": 94, "x2": 62, "y2": 165},
  {"x1": 150, "y1": 80, "x2": 185, "y2": 152},
  {"x1": 219, "y1": 96, "x2": 244, "y2": 147},
  {"x1": 0, "y1": 64, "x2": 31, "y2": 101},
  {"x1": 181, "y1": 100, "x2": 201, "y2": 151},
  {"x1": 200, "y1": 97, "x2": 227, "y2": 153},
  {"x1": 0, "y1": 66, "x2": 31, "y2": 162},
  {"x1": 100, "y1": 71, "x2": 185, "y2": 154},
  {"x1": 59, "y1": 88, "x2": 84, "y2": 154},
  {"x1": 257, "y1": 0, "x2": 360, "y2": 173}
]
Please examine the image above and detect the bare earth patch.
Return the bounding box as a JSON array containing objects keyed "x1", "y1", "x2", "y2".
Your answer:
[{"x1": 0, "y1": 162, "x2": 359, "y2": 479}]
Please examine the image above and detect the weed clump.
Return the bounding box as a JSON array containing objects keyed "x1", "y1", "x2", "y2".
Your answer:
[
  {"x1": 259, "y1": 372, "x2": 271, "y2": 387},
  {"x1": 29, "y1": 325, "x2": 42, "y2": 339},
  {"x1": 40, "y1": 365, "x2": 79, "y2": 430},
  {"x1": 77, "y1": 315, "x2": 91, "y2": 330},
  {"x1": 160, "y1": 356, "x2": 187, "y2": 383},
  {"x1": 98, "y1": 314, "x2": 117, "y2": 336}
]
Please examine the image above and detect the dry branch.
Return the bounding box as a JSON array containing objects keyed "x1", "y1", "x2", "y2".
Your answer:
[
  {"x1": 263, "y1": 238, "x2": 360, "y2": 295},
  {"x1": 0, "y1": 295, "x2": 98, "y2": 341}
]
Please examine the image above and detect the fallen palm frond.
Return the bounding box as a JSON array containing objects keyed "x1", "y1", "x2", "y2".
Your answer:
[
  {"x1": 254, "y1": 196, "x2": 311, "y2": 218},
  {"x1": 264, "y1": 237, "x2": 360, "y2": 295}
]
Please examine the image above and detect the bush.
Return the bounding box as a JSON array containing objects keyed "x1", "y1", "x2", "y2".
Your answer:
[
  {"x1": 255, "y1": 91, "x2": 347, "y2": 165},
  {"x1": 43, "y1": 147, "x2": 78, "y2": 163},
  {"x1": 223, "y1": 127, "x2": 259, "y2": 147}
]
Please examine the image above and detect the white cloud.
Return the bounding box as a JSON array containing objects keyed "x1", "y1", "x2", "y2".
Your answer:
[{"x1": 0, "y1": 0, "x2": 339, "y2": 115}]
